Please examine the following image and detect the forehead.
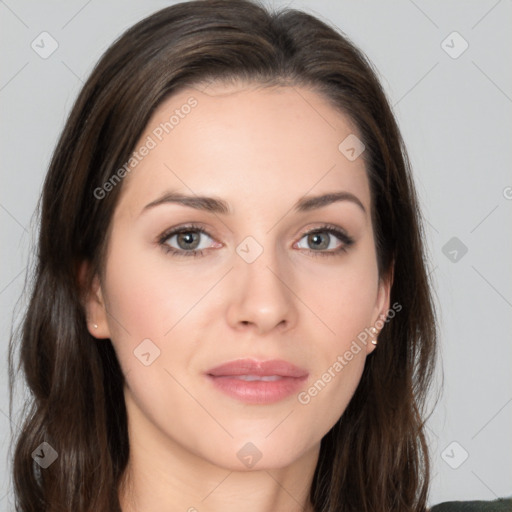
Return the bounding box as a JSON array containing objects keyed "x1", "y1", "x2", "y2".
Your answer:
[{"x1": 115, "y1": 82, "x2": 370, "y2": 218}]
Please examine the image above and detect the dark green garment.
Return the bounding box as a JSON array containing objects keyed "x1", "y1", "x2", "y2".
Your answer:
[{"x1": 431, "y1": 498, "x2": 512, "y2": 511}]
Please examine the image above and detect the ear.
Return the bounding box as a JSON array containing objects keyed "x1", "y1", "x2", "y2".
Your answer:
[
  {"x1": 78, "y1": 261, "x2": 111, "y2": 339},
  {"x1": 366, "y1": 264, "x2": 394, "y2": 354}
]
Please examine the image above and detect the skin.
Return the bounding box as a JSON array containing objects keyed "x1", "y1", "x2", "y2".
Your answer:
[{"x1": 84, "y1": 81, "x2": 391, "y2": 512}]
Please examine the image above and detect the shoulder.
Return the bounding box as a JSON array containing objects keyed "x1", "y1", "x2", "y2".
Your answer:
[{"x1": 430, "y1": 497, "x2": 512, "y2": 511}]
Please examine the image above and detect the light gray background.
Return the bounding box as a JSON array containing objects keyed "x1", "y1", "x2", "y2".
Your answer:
[{"x1": 1, "y1": 0, "x2": 511, "y2": 508}]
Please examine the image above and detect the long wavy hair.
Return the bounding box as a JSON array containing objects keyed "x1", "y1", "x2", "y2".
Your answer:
[{"x1": 8, "y1": 1, "x2": 438, "y2": 510}]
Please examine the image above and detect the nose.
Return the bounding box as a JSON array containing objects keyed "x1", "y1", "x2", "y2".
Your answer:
[{"x1": 225, "y1": 244, "x2": 298, "y2": 336}]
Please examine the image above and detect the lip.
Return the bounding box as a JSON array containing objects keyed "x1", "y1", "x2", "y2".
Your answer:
[{"x1": 205, "y1": 358, "x2": 308, "y2": 405}]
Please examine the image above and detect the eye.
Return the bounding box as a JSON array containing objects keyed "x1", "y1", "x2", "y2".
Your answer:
[
  {"x1": 295, "y1": 225, "x2": 354, "y2": 256},
  {"x1": 157, "y1": 223, "x2": 354, "y2": 258},
  {"x1": 158, "y1": 224, "x2": 219, "y2": 257}
]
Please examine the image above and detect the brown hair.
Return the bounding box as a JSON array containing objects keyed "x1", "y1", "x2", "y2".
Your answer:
[{"x1": 8, "y1": 1, "x2": 438, "y2": 510}]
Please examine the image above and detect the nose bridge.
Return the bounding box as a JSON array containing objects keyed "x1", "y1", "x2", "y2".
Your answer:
[{"x1": 226, "y1": 232, "x2": 295, "y2": 333}]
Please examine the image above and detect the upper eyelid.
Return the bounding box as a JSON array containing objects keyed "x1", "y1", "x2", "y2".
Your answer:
[{"x1": 158, "y1": 223, "x2": 211, "y2": 239}]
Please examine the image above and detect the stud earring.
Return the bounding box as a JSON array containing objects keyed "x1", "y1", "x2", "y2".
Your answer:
[
  {"x1": 370, "y1": 327, "x2": 378, "y2": 345},
  {"x1": 93, "y1": 324, "x2": 98, "y2": 329}
]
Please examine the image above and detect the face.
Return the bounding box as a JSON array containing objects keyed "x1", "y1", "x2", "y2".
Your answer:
[{"x1": 85, "y1": 82, "x2": 391, "y2": 471}]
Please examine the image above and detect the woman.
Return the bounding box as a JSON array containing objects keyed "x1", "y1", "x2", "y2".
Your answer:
[{"x1": 8, "y1": 1, "x2": 510, "y2": 511}]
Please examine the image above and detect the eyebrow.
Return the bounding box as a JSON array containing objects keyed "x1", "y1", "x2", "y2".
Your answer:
[{"x1": 141, "y1": 190, "x2": 366, "y2": 216}]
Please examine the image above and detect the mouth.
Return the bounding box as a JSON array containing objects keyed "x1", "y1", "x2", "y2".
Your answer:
[{"x1": 205, "y1": 358, "x2": 308, "y2": 404}]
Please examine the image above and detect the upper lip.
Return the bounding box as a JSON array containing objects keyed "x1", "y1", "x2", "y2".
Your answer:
[{"x1": 206, "y1": 358, "x2": 308, "y2": 378}]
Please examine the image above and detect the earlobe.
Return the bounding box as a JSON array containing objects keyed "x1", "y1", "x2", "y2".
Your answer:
[{"x1": 78, "y1": 261, "x2": 111, "y2": 339}]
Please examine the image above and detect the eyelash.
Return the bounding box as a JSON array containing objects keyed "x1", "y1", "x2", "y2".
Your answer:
[{"x1": 157, "y1": 223, "x2": 354, "y2": 258}]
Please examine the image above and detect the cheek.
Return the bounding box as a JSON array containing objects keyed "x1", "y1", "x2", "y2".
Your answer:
[
  {"x1": 294, "y1": 281, "x2": 372, "y2": 435},
  {"x1": 103, "y1": 234, "x2": 209, "y2": 337},
  {"x1": 295, "y1": 246, "x2": 380, "y2": 343},
  {"x1": 292, "y1": 245, "x2": 378, "y2": 423},
  {"x1": 100, "y1": 231, "x2": 213, "y2": 380},
  {"x1": 297, "y1": 349, "x2": 366, "y2": 431}
]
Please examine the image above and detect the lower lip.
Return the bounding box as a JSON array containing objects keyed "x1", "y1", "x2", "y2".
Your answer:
[{"x1": 206, "y1": 375, "x2": 307, "y2": 404}]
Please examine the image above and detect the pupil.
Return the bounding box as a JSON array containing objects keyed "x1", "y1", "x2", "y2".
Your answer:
[
  {"x1": 309, "y1": 233, "x2": 328, "y2": 250},
  {"x1": 178, "y1": 232, "x2": 199, "y2": 250}
]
